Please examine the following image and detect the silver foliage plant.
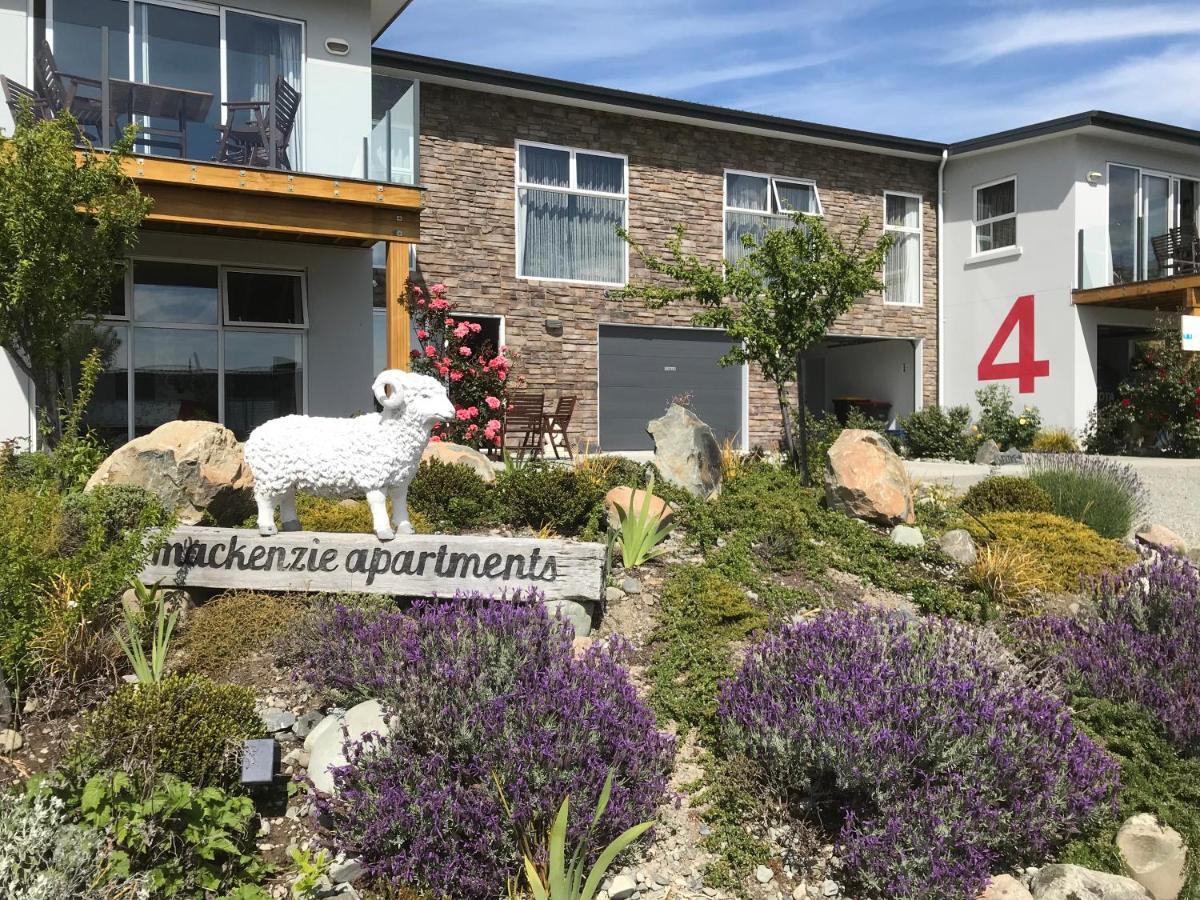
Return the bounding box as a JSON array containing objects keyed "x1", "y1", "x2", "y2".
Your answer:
[{"x1": 0, "y1": 790, "x2": 145, "y2": 899}]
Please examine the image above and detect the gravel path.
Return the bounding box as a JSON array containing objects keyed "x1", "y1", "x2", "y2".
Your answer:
[{"x1": 906, "y1": 456, "x2": 1200, "y2": 549}]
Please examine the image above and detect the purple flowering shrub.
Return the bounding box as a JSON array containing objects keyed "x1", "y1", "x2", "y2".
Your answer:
[
  {"x1": 718, "y1": 608, "x2": 1118, "y2": 900},
  {"x1": 308, "y1": 595, "x2": 674, "y2": 899},
  {"x1": 1014, "y1": 554, "x2": 1200, "y2": 752}
]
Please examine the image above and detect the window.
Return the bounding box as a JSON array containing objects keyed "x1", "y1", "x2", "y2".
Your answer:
[
  {"x1": 81, "y1": 260, "x2": 306, "y2": 443},
  {"x1": 974, "y1": 179, "x2": 1016, "y2": 253},
  {"x1": 516, "y1": 142, "x2": 627, "y2": 285},
  {"x1": 883, "y1": 192, "x2": 922, "y2": 306},
  {"x1": 724, "y1": 171, "x2": 821, "y2": 265}
]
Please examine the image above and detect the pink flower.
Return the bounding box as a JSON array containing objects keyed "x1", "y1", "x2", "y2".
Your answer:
[
  {"x1": 455, "y1": 408, "x2": 472, "y2": 421},
  {"x1": 416, "y1": 329, "x2": 428, "y2": 340},
  {"x1": 424, "y1": 345, "x2": 436, "y2": 358},
  {"x1": 469, "y1": 322, "x2": 482, "y2": 333},
  {"x1": 449, "y1": 370, "x2": 463, "y2": 382},
  {"x1": 429, "y1": 434, "x2": 441, "y2": 442},
  {"x1": 498, "y1": 371, "x2": 507, "y2": 381},
  {"x1": 459, "y1": 346, "x2": 472, "y2": 357},
  {"x1": 485, "y1": 396, "x2": 501, "y2": 410},
  {"x1": 409, "y1": 350, "x2": 420, "y2": 359},
  {"x1": 429, "y1": 297, "x2": 449, "y2": 311},
  {"x1": 430, "y1": 283, "x2": 446, "y2": 294},
  {"x1": 453, "y1": 323, "x2": 471, "y2": 339},
  {"x1": 466, "y1": 406, "x2": 479, "y2": 418}
]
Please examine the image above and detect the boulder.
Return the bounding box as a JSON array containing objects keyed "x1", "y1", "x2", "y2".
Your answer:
[
  {"x1": 824, "y1": 430, "x2": 914, "y2": 526},
  {"x1": 995, "y1": 447, "x2": 1025, "y2": 466},
  {"x1": 307, "y1": 700, "x2": 389, "y2": 795},
  {"x1": 1116, "y1": 813, "x2": 1188, "y2": 900},
  {"x1": 647, "y1": 404, "x2": 722, "y2": 499},
  {"x1": 940, "y1": 528, "x2": 978, "y2": 565},
  {"x1": 1030, "y1": 864, "x2": 1153, "y2": 900},
  {"x1": 890, "y1": 524, "x2": 925, "y2": 548},
  {"x1": 1135, "y1": 525, "x2": 1189, "y2": 555},
  {"x1": 978, "y1": 874, "x2": 1033, "y2": 900},
  {"x1": 86, "y1": 420, "x2": 253, "y2": 526},
  {"x1": 976, "y1": 439, "x2": 1001, "y2": 465},
  {"x1": 421, "y1": 441, "x2": 496, "y2": 483},
  {"x1": 604, "y1": 486, "x2": 674, "y2": 530}
]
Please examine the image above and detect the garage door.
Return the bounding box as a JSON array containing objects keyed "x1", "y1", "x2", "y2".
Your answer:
[{"x1": 599, "y1": 325, "x2": 743, "y2": 451}]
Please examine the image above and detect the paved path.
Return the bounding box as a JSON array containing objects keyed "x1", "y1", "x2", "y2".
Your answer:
[{"x1": 907, "y1": 456, "x2": 1200, "y2": 547}]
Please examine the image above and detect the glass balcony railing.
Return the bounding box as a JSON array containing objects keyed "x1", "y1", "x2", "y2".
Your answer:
[
  {"x1": 1077, "y1": 221, "x2": 1198, "y2": 289},
  {"x1": 369, "y1": 74, "x2": 418, "y2": 186}
]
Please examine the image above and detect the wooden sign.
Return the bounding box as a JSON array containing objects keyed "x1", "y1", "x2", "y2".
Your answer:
[{"x1": 141, "y1": 527, "x2": 606, "y2": 602}]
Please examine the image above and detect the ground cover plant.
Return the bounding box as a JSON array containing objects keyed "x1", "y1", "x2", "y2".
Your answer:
[
  {"x1": 1014, "y1": 554, "x2": 1200, "y2": 752},
  {"x1": 967, "y1": 512, "x2": 1136, "y2": 593},
  {"x1": 719, "y1": 607, "x2": 1119, "y2": 900},
  {"x1": 960, "y1": 475, "x2": 1053, "y2": 517},
  {"x1": 307, "y1": 596, "x2": 673, "y2": 899},
  {"x1": 1032, "y1": 428, "x2": 1080, "y2": 453},
  {"x1": 1027, "y1": 453, "x2": 1147, "y2": 539},
  {"x1": 179, "y1": 591, "x2": 307, "y2": 680}
]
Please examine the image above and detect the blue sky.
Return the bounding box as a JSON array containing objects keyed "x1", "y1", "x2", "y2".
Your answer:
[{"x1": 377, "y1": 0, "x2": 1200, "y2": 142}]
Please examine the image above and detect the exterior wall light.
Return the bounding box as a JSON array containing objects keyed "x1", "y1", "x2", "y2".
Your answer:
[
  {"x1": 325, "y1": 38, "x2": 351, "y2": 56},
  {"x1": 1086, "y1": 171, "x2": 1103, "y2": 184}
]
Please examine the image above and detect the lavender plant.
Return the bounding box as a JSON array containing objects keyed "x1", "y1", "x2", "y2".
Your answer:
[
  {"x1": 1015, "y1": 554, "x2": 1200, "y2": 752},
  {"x1": 309, "y1": 596, "x2": 673, "y2": 899},
  {"x1": 719, "y1": 608, "x2": 1118, "y2": 900},
  {"x1": 1026, "y1": 453, "x2": 1148, "y2": 539}
]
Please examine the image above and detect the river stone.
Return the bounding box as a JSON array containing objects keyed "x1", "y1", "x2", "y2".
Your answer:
[
  {"x1": 422, "y1": 441, "x2": 496, "y2": 483},
  {"x1": 603, "y1": 486, "x2": 674, "y2": 530},
  {"x1": 259, "y1": 707, "x2": 296, "y2": 734},
  {"x1": 546, "y1": 599, "x2": 593, "y2": 636},
  {"x1": 1030, "y1": 864, "x2": 1153, "y2": 900},
  {"x1": 307, "y1": 700, "x2": 389, "y2": 795},
  {"x1": 608, "y1": 873, "x2": 638, "y2": 900},
  {"x1": 647, "y1": 404, "x2": 722, "y2": 499},
  {"x1": 86, "y1": 420, "x2": 253, "y2": 525},
  {"x1": 890, "y1": 524, "x2": 925, "y2": 548},
  {"x1": 1135, "y1": 525, "x2": 1189, "y2": 554},
  {"x1": 975, "y1": 439, "x2": 1001, "y2": 465},
  {"x1": 978, "y1": 874, "x2": 1033, "y2": 900},
  {"x1": 825, "y1": 430, "x2": 915, "y2": 526},
  {"x1": 940, "y1": 528, "x2": 978, "y2": 565},
  {"x1": 1117, "y1": 813, "x2": 1188, "y2": 900},
  {"x1": 0, "y1": 729, "x2": 23, "y2": 752}
]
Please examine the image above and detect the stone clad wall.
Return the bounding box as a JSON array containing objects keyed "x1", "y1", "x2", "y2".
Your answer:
[{"x1": 416, "y1": 82, "x2": 939, "y2": 450}]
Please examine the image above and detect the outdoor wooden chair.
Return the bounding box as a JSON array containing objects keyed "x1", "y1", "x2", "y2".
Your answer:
[
  {"x1": 1151, "y1": 226, "x2": 1200, "y2": 277},
  {"x1": 1, "y1": 76, "x2": 46, "y2": 124},
  {"x1": 34, "y1": 40, "x2": 102, "y2": 140},
  {"x1": 503, "y1": 392, "x2": 546, "y2": 460},
  {"x1": 215, "y1": 76, "x2": 301, "y2": 170},
  {"x1": 543, "y1": 396, "x2": 576, "y2": 459}
]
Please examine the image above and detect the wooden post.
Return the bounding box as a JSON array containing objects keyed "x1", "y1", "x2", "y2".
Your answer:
[
  {"x1": 1185, "y1": 286, "x2": 1200, "y2": 314},
  {"x1": 385, "y1": 242, "x2": 411, "y2": 370}
]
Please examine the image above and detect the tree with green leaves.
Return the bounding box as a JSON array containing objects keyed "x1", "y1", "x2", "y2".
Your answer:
[
  {"x1": 615, "y1": 213, "x2": 891, "y2": 480},
  {"x1": 0, "y1": 108, "x2": 148, "y2": 443}
]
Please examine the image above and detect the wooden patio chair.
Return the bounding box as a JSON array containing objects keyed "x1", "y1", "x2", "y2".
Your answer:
[
  {"x1": 503, "y1": 392, "x2": 546, "y2": 460},
  {"x1": 1, "y1": 76, "x2": 46, "y2": 124},
  {"x1": 1151, "y1": 227, "x2": 1200, "y2": 277},
  {"x1": 215, "y1": 76, "x2": 301, "y2": 170},
  {"x1": 34, "y1": 40, "x2": 103, "y2": 140},
  {"x1": 543, "y1": 396, "x2": 576, "y2": 459}
]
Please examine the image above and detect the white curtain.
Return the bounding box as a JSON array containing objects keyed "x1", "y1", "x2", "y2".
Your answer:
[
  {"x1": 726, "y1": 173, "x2": 769, "y2": 210},
  {"x1": 885, "y1": 232, "x2": 920, "y2": 305}
]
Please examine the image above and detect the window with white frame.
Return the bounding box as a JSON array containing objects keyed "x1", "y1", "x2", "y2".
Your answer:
[
  {"x1": 77, "y1": 260, "x2": 306, "y2": 444},
  {"x1": 516, "y1": 142, "x2": 627, "y2": 285},
  {"x1": 883, "y1": 192, "x2": 922, "y2": 306},
  {"x1": 724, "y1": 171, "x2": 821, "y2": 265},
  {"x1": 974, "y1": 178, "x2": 1016, "y2": 253}
]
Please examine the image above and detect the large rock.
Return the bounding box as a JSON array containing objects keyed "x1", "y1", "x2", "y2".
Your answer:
[
  {"x1": 824, "y1": 430, "x2": 914, "y2": 526},
  {"x1": 1117, "y1": 813, "x2": 1188, "y2": 900},
  {"x1": 647, "y1": 404, "x2": 722, "y2": 499},
  {"x1": 307, "y1": 700, "x2": 389, "y2": 795},
  {"x1": 1030, "y1": 864, "x2": 1153, "y2": 900},
  {"x1": 421, "y1": 441, "x2": 496, "y2": 483},
  {"x1": 978, "y1": 874, "x2": 1033, "y2": 900},
  {"x1": 603, "y1": 486, "x2": 674, "y2": 530},
  {"x1": 976, "y1": 439, "x2": 1001, "y2": 465},
  {"x1": 940, "y1": 528, "x2": 978, "y2": 565},
  {"x1": 1135, "y1": 525, "x2": 1189, "y2": 555},
  {"x1": 86, "y1": 421, "x2": 253, "y2": 525}
]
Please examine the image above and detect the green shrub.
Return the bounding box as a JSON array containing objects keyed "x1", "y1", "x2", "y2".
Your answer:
[
  {"x1": 575, "y1": 454, "x2": 650, "y2": 492},
  {"x1": 805, "y1": 408, "x2": 887, "y2": 470},
  {"x1": 1032, "y1": 429, "x2": 1080, "y2": 453},
  {"x1": 1058, "y1": 699, "x2": 1200, "y2": 899},
  {"x1": 0, "y1": 478, "x2": 168, "y2": 689},
  {"x1": 961, "y1": 476, "x2": 1053, "y2": 516},
  {"x1": 976, "y1": 385, "x2": 1040, "y2": 450},
  {"x1": 1027, "y1": 454, "x2": 1148, "y2": 539},
  {"x1": 408, "y1": 458, "x2": 496, "y2": 532},
  {"x1": 967, "y1": 512, "x2": 1137, "y2": 593},
  {"x1": 497, "y1": 462, "x2": 604, "y2": 536},
  {"x1": 901, "y1": 405, "x2": 974, "y2": 460},
  {"x1": 54, "y1": 772, "x2": 268, "y2": 898},
  {"x1": 70, "y1": 674, "x2": 263, "y2": 788},
  {"x1": 179, "y1": 591, "x2": 306, "y2": 680}
]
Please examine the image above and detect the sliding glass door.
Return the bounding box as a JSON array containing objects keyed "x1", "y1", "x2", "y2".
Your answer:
[
  {"x1": 1107, "y1": 164, "x2": 1200, "y2": 283},
  {"x1": 225, "y1": 10, "x2": 304, "y2": 164},
  {"x1": 1142, "y1": 173, "x2": 1171, "y2": 280}
]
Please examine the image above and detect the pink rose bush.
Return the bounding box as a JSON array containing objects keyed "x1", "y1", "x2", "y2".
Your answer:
[{"x1": 408, "y1": 282, "x2": 513, "y2": 449}]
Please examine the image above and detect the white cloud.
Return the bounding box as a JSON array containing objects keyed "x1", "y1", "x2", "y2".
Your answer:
[{"x1": 947, "y1": 4, "x2": 1200, "y2": 63}]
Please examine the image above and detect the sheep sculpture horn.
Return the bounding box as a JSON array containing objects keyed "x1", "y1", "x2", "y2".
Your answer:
[{"x1": 372, "y1": 371, "x2": 406, "y2": 410}]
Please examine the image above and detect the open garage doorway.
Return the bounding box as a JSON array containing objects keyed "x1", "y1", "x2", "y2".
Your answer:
[
  {"x1": 800, "y1": 336, "x2": 921, "y2": 430},
  {"x1": 1096, "y1": 324, "x2": 1156, "y2": 407}
]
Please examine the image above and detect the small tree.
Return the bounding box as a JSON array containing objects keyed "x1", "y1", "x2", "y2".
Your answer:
[
  {"x1": 615, "y1": 214, "x2": 890, "y2": 480},
  {"x1": 0, "y1": 108, "x2": 148, "y2": 443}
]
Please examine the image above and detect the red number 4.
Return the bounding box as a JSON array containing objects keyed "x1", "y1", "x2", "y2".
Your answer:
[{"x1": 977, "y1": 294, "x2": 1049, "y2": 393}]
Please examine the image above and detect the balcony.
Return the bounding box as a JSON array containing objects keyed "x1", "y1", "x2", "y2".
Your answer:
[{"x1": 1075, "y1": 224, "x2": 1200, "y2": 312}]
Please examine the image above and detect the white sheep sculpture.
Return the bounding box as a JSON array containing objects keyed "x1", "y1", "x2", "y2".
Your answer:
[{"x1": 244, "y1": 369, "x2": 456, "y2": 541}]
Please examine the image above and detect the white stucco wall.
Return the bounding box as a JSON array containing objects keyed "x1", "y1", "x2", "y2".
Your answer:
[{"x1": 0, "y1": 0, "x2": 30, "y2": 137}]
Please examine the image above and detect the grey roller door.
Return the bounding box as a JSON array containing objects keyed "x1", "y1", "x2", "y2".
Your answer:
[{"x1": 599, "y1": 325, "x2": 742, "y2": 451}]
